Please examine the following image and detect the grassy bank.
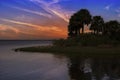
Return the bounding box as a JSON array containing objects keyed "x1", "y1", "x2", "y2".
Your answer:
[
  {"x1": 15, "y1": 46, "x2": 120, "y2": 57},
  {"x1": 14, "y1": 34, "x2": 120, "y2": 57}
]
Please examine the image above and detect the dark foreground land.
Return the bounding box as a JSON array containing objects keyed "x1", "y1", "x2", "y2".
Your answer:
[
  {"x1": 14, "y1": 34, "x2": 120, "y2": 57},
  {"x1": 15, "y1": 46, "x2": 120, "y2": 57}
]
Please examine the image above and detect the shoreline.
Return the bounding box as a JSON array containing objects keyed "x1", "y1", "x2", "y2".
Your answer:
[{"x1": 14, "y1": 46, "x2": 120, "y2": 57}]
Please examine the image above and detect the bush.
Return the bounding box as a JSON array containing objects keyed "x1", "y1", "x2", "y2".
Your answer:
[
  {"x1": 53, "y1": 34, "x2": 120, "y2": 47},
  {"x1": 53, "y1": 38, "x2": 78, "y2": 47}
]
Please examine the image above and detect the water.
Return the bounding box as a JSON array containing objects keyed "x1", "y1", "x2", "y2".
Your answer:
[
  {"x1": 0, "y1": 40, "x2": 120, "y2": 80},
  {"x1": 68, "y1": 56, "x2": 120, "y2": 80}
]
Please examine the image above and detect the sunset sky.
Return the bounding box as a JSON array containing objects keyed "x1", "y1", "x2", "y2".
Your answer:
[{"x1": 0, "y1": 0, "x2": 120, "y2": 40}]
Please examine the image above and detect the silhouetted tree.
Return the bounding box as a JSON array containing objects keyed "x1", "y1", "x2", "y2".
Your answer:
[
  {"x1": 68, "y1": 9, "x2": 92, "y2": 37},
  {"x1": 104, "y1": 20, "x2": 120, "y2": 39},
  {"x1": 90, "y1": 16, "x2": 104, "y2": 34}
]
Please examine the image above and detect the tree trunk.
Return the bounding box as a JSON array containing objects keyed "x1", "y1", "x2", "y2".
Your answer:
[
  {"x1": 97, "y1": 30, "x2": 99, "y2": 35},
  {"x1": 75, "y1": 28, "x2": 78, "y2": 36},
  {"x1": 82, "y1": 26, "x2": 84, "y2": 34},
  {"x1": 94, "y1": 30, "x2": 95, "y2": 34},
  {"x1": 78, "y1": 28, "x2": 80, "y2": 35}
]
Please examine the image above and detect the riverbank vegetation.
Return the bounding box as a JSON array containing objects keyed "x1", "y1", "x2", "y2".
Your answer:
[{"x1": 15, "y1": 46, "x2": 120, "y2": 57}]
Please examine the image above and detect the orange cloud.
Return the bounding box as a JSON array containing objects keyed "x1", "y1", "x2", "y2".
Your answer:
[
  {"x1": 1, "y1": 18, "x2": 64, "y2": 32},
  {"x1": 0, "y1": 19, "x2": 67, "y2": 39},
  {"x1": 0, "y1": 24, "x2": 19, "y2": 33}
]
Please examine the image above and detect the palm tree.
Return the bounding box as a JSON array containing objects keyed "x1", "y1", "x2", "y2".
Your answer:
[
  {"x1": 68, "y1": 9, "x2": 92, "y2": 37},
  {"x1": 90, "y1": 16, "x2": 104, "y2": 34},
  {"x1": 68, "y1": 24, "x2": 75, "y2": 37}
]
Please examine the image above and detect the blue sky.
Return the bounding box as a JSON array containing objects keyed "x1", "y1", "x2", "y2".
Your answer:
[{"x1": 0, "y1": 0, "x2": 120, "y2": 39}]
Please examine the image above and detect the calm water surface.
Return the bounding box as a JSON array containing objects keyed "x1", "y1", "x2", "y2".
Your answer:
[{"x1": 0, "y1": 40, "x2": 120, "y2": 80}]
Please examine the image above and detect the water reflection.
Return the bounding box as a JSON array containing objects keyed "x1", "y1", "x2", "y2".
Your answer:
[
  {"x1": 67, "y1": 56, "x2": 120, "y2": 80},
  {"x1": 1, "y1": 40, "x2": 120, "y2": 80}
]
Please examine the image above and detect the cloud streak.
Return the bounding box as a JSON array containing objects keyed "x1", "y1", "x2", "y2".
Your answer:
[
  {"x1": 12, "y1": 7, "x2": 52, "y2": 18},
  {"x1": 115, "y1": 8, "x2": 120, "y2": 18},
  {"x1": 30, "y1": 0, "x2": 71, "y2": 22},
  {"x1": 0, "y1": 24, "x2": 40, "y2": 35},
  {"x1": 116, "y1": 8, "x2": 120, "y2": 13},
  {"x1": 0, "y1": 24, "x2": 19, "y2": 33},
  {"x1": 104, "y1": 4, "x2": 112, "y2": 10},
  {"x1": 0, "y1": 18, "x2": 64, "y2": 32},
  {"x1": 0, "y1": 24, "x2": 34, "y2": 39},
  {"x1": 0, "y1": 18, "x2": 67, "y2": 39}
]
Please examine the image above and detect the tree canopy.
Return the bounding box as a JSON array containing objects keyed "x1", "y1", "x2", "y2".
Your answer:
[
  {"x1": 68, "y1": 9, "x2": 120, "y2": 40},
  {"x1": 68, "y1": 9, "x2": 92, "y2": 37},
  {"x1": 90, "y1": 16, "x2": 104, "y2": 34}
]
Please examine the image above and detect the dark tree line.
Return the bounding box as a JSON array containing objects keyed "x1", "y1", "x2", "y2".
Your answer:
[{"x1": 68, "y1": 9, "x2": 120, "y2": 40}]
